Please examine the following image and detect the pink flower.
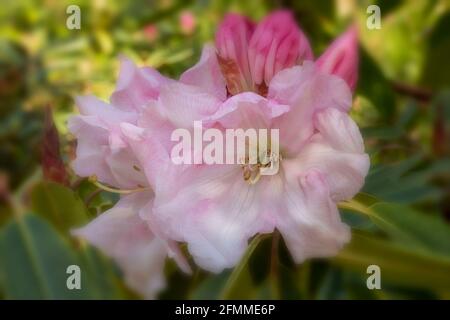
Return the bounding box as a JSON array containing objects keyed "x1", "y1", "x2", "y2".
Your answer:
[
  {"x1": 126, "y1": 58, "x2": 368, "y2": 272},
  {"x1": 69, "y1": 10, "x2": 367, "y2": 291}
]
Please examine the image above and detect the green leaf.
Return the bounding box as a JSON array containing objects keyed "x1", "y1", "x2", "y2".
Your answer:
[
  {"x1": 342, "y1": 197, "x2": 450, "y2": 257},
  {"x1": 332, "y1": 231, "x2": 450, "y2": 291},
  {"x1": 76, "y1": 245, "x2": 123, "y2": 299},
  {"x1": 316, "y1": 269, "x2": 344, "y2": 300},
  {"x1": 0, "y1": 214, "x2": 122, "y2": 299},
  {"x1": 220, "y1": 234, "x2": 268, "y2": 299},
  {"x1": 363, "y1": 155, "x2": 422, "y2": 194},
  {"x1": 30, "y1": 181, "x2": 89, "y2": 234},
  {"x1": 362, "y1": 156, "x2": 445, "y2": 204},
  {"x1": 0, "y1": 214, "x2": 85, "y2": 299},
  {"x1": 369, "y1": 203, "x2": 450, "y2": 257},
  {"x1": 190, "y1": 271, "x2": 230, "y2": 300},
  {"x1": 277, "y1": 263, "x2": 301, "y2": 299}
]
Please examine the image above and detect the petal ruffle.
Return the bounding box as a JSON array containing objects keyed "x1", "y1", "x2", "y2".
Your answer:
[
  {"x1": 294, "y1": 108, "x2": 370, "y2": 202},
  {"x1": 277, "y1": 169, "x2": 350, "y2": 263},
  {"x1": 72, "y1": 193, "x2": 167, "y2": 299},
  {"x1": 120, "y1": 122, "x2": 180, "y2": 194},
  {"x1": 68, "y1": 96, "x2": 145, "y2": 189},
  {"x1": 156, "y1": 82, "x2": 222, "y2": 129},
  {"x1": 152, "y1": 164, "x2": 276, "y2": 272},
  {"x1": 268, "y1": 62, "x2": 352, "y2": 156},
  {"x1": 207, "y1": 91, "x2": 290, "y2": 129},
  {"x1": 110, "y1": 56, "x2": 170, "y2": 111},
  {"x1": 180, "y1": 44, "x2": 227, "y2": 101}
]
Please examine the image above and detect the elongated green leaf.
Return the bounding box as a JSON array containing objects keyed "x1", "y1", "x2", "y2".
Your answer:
[
  {"x1": 76, "y1": 245, "x2": 123, "y2": 300},
  {"x1": 362, "y1": 157, "x2": 448, "y2": 204},
  {"x1": 220, "y1": 234, "x2": 268, "y2": 299},
  {"x1": 342, "y1": 196, "x2": 450, "y2": 257},
  {"x1": 332, "y1": 231, "x2": 450, "y2": 291},
  {"x1": 191, "y1": 271, "x2": 230, "y2": 300},
  {"x1": 0, "y1": 214, "x2": 85, "y2": 299},
  {"x1": 369, "y1": 203, "x2": 450, "y2": 256},
  {"x1": 30, "y1": 181, "x2": 89, "y2": 234},
  {"x1": 0, "y1": 214, "x2": 121, "y2": 299}
]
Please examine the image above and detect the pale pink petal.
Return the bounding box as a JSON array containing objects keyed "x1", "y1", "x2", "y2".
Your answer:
[
  {"x1": 152, "y1": 164, "x2": 275, "y2": 272},
  {"x1": 68, "y1": 116, "x2": 117, "y2": 186},
  {"x1": 268, "y1": 62, "x2": 352, "y2": 155},
  {"x1": 119, "y1": 121, "x2": 184, "y2": 196},
  {"x1": 105, "y1": 147, "x2": 149, "y2": 189},
  {"x1": 111, "y1": 56, "x2": 170, "y2": 111},
  {"x1": 293, "y1": 108, "x2": 370, "y2": 202},
  {"x1": 295, "y1": 143, "x2": 369, "y2": 202},
  {"x1": 314, "y1": 107, "x2": 364, "y2": 154},
  {"x1": 207, "y1": 92, "x2": 290, "y2": 129},
  {"x1": 68, "y1": 120, "x2": 144, "y2": 189},
  {"x1": 157, "y1": 82, "x2": 222, "y2": 129},
  {"x1": 72, "y1": 193, "x2": 167, "y2": 299},
  {"x1": 135, "y1": 195, "x2": 193, "y2": 275},
  {"x1": 68, "y1": 95, "x2": 151, "y2": 188},
  {"x1": 277, "y1": 169, "x2": 350, "y2": 263},
  {"x1": 180, "y1": 45, "x2": 227, "y2": 101},
  {"x1": 75, "y1": 95, "x2": 137, "y2": 124}
]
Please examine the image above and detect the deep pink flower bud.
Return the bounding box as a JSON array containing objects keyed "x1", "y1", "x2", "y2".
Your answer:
[
  {"x1": 215, "y1": 14, "x2": 255, "y2": 94},
  {"x1": 316, "y1": 26, "x2": 358, "y2": 91},
  {"x1": 248, "y1": 10, "x2": 313, "y2": 86}
]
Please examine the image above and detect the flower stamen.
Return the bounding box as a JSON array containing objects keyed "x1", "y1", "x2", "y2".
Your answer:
[
  {"x1": 241, "y1": 150, "x2": 281, "y2": 185},
  {"x1": 88, "y1": 175, "x2": 149, "y2": 194}
]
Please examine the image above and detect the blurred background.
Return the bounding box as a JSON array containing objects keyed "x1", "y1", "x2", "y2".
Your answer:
[{"x1": 0, "y1": 0, "x2": 450, "y2": 299}]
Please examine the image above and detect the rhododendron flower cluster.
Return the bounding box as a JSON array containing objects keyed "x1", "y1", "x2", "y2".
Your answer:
[{"x1": 69, "y1": 10, "x2": 369, "y2": 298}]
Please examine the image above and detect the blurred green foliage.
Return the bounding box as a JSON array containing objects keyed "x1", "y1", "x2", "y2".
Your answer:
[{"x1": 0, "y1": 0, "x2": 449, "y2": 300}]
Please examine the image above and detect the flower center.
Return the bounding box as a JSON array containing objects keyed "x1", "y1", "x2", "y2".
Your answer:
[{"x1": 240, "y1": 149, "x2": 281, "y2": 185}]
